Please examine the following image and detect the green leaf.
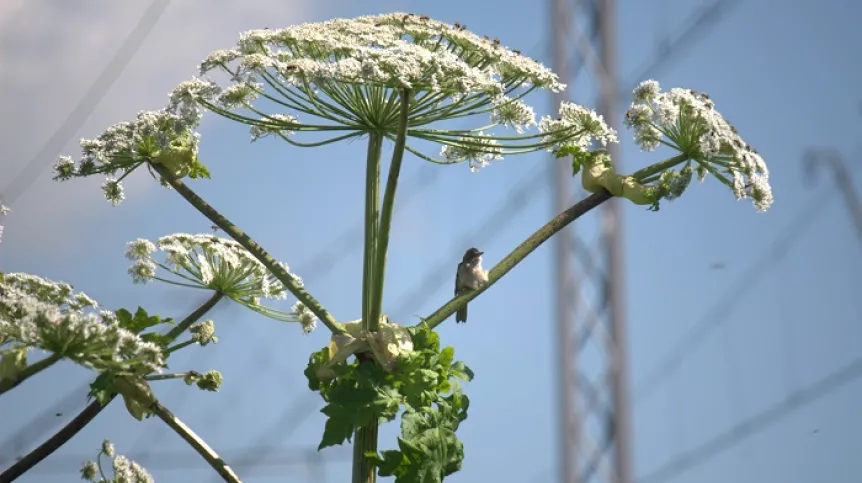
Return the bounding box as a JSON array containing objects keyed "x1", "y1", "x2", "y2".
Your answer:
[
  {"x1": 401, "y1": 369, "x2": 439, "y2": 410},
  {"x1": 318, "y1": 403, "x2": 355, "y2": 450},
  {"x1": 304, "y1": 348, "x2": 331, "y2": 392},
  {"x1": 140, "y1": 332, "x2": 172, "y2": 348},
  {"x1": 408, "y1": 323, "x2": 439, "y2": 352},
  {"x1": 438, "y1": 347, "x2": 455, "y2": 368},
  {"x1": 449, "y1": 361, "x2": 474, "y2": 382},
  {"x1": 188, "y1": 159, "x2": 211, "y2": 179},
  {"x1": 116, "y1": 306, "x2": 169, "y2": 334},
  {"x1": 377, "y1": 450, "x2": 407, "y2": 477},
  {"x1": 88, "y1": 372, "x2": 115, "y2": 406},
  {"x1": 382, "y1": 410, "x2": 464, "y2": 483}
]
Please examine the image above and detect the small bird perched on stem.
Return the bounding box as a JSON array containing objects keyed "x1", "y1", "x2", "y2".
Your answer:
[{"x1": 454, "y1": 247, "x2": 489, "y2": 323}]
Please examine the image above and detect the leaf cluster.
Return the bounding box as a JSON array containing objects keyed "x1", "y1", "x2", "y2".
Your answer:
[{"x1": 304, "y1": 323, "x2": 473, "y2": 483}]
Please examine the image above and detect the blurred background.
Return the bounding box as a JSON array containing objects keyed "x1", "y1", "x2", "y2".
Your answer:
[{"x1": 1, "y1": 0, "x2": 860, "y2": 482}]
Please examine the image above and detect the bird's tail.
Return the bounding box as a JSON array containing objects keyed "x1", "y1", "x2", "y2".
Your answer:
[{"x1": 456, "y1": 304, "x2": 467, "y2": 323}]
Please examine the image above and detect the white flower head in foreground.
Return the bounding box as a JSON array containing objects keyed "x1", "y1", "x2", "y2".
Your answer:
[
  {"x1": 0, "y1": 204, "x2": 9, "y2": 245},
  {"x1": 624, "y1": 79, "x2": 772, "y2": 212},
  {"x1": 81, "y1": 441, "x2": 154, "y2": 483},
  {"x1": 55, "y1": 109, "x2": 204, "y2": 206},
  {"x1": 0, "y1": 273, "x2": 164, "y2": 375},
  {"x1": 126, "y1": 234, "x2": 310, "y2": 329},
  {"x1": 167, "y1": 13, "x2": 593, "y2": 171}
]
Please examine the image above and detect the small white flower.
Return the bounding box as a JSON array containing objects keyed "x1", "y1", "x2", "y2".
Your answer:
[
  {"x1": 128, "y1": 259, "x2": 156, "y2": 284},
  {"x1": 125, "y1": 239, "x2": 157, "y2": 261},
  {"x1": 80, "y1": 460, "x2": 99, "y2": 481},
  {"x1": 102, "y1": 439, "x2": 115, "y2": 457},
  {"x1": 292, "y1": 301, "x2": 317, "y2": 334},
  {"x1": 101, "y1": 178, "x2": 125, "y2": 206},
  {"x1": 632, "y1": 79, "x2": 660, "y2": 102},
  {"x1": 440, "y1": 132, "x2": 503, "y2": 172},
  {"x1": 491, "y1": 97, "x2": 537, "y2": 133},
  {"x1": 539, "y1": 102, "x2": 618, "y2": 151},
  {"x1": 250, "y1": 114, "x2": 299, "y2": 142}
]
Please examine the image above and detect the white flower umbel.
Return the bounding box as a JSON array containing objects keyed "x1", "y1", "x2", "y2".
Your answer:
[
  {"x1": 624, "y1": 80, "x2": 773, "y2": 212},
  {"x1": 0, "y1": 274, "x2": 164, "y2": 376},
  {"x1": 126, "y1": 234, "x2": 311, "y2": 329},
  {"x1": 55, "y1": 109, "x2": 204, "y2": 205},
  {"x1": 167, "y1": 13, "x2": 590, "y2": 170}
]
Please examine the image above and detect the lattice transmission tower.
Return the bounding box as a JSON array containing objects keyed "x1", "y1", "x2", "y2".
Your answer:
[{"x1": 548, "y1": 0, "x2": 632, "y2": 483}]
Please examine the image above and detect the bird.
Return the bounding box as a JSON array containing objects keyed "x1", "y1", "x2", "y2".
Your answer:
[{"x1": 454, "y1": 247, "x2": 489, "y2": 323}]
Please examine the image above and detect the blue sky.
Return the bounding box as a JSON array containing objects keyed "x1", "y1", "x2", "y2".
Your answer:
[{"x1": 1, "y1": 0, "x2": 861, "y2": 482}]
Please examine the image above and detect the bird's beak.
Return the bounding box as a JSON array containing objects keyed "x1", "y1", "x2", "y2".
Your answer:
[{"x1": 477, "y1": 251, "x2": 484, "y2": 256}]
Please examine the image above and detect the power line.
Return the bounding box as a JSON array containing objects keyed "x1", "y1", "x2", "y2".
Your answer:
[
  {"x1": 633, "y1": 189, "x2": 838, "y2": 402},
  {"x1": 0, "y1": 0, "x2": 171, "y2": 206},
  {"x1": 636, "y1": 355, "x2": 862, "y2": 483}
]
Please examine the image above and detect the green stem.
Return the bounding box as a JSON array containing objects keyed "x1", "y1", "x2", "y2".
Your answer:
[
  {"x1": 151, "y1": 401, "x2": 242, "y2": 483},
  {"x1": 166, "y1": 291, "x2": 223, "y2": 339},
  {"x1": 361, "y1": 134, "x2": 384, "y2": 332},
  {"x1": 165, "y1": 339, "x2": 197, "y2": 355},
  {"x1": 631, "y1": 153, "x2": 689, "y2": 181},
  {"x1": 151, "y1": 163, "x2": 345, "y2": 335},
  {"x1": 0, "y1": 296, "x2": 222, "y2": 482},
  {"x1": 352, "y1": 412, "x2": 380, "y2": 483},
  {"x1": 0, "y1": 353, "x2": 62, "y2": 396},
  {"x1": 145, "y1": 372, "x2": 192, "y2": 381},
  {"x1": 368, "y1": 89, "x2": 410, "y2": 334},
  {"x1": 418, "y1": 190, "x2": 613, "y2": 330}
]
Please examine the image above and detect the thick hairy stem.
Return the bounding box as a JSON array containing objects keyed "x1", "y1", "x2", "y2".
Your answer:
[
  {"x1": 151, "y1": 402, "x2": 241, "y2": 483},
  {"x1": 352, "y1": 416, "x2": 380, "y2": 483},
  {"x1": 0, "y1": 294, "x2": 224, "y2": 482},
  {"x1": 0, "y1": 353, "x2": 61, "y2": 396},
  {"x1": 361, "y1": 134, "x2": 384, "y2": 333},
  {"x1": 354, "y1": 130, "x2": 386, "y2": 483},
  {"x1": 420, "y1": 190, "x2": 613, "y2": 329},
  {"x1": 151, "y1": 163, "x2": 345, "y2": 335},
  {"x1": 369, "y1": 89, "x2": 410, "y2": 333}
]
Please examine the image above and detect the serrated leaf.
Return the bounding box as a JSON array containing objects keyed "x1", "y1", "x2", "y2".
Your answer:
[
  {"x1": 318, "y1": 404, "x2": 355, "y2": 450},
  {"x1": 401, "y1": 369, "x2": 439, "y2": 410},
  {"x1": 438, "y1": 347, "x2": 455, "y2": 368},
  {"x1": 115, "y1": 308, "x2": 133, "y2": 327},
  {"x1": 188, "y1": 159, "x2": 211, "y2": 179},
  {"x1": 409, "y1": 323, "x2": 439, "y2": 352}
]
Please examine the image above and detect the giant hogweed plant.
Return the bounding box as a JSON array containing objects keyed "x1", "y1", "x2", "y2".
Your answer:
[{"x1": 0, "y1": 12, "x2": 772, "y2": 483}]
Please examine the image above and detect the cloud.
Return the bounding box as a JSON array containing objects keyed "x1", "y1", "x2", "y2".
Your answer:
[{"x1": 0, "y1": 0, "x2": 317, "y2": 252}]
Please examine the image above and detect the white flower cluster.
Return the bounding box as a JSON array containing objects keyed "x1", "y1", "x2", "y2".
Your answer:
[
  {"x1": 55, "y1": 109, "x2": 202, "y2": 205},
  {"x1": 0, "y1": 273, "x2": 164, "y2": 375},
  {"x1": 81, "y1": 440, "x2": 154, "y2": 483},
  {"x1": 291, "y1": 301, "x2": 318, "y2": 334},
  {"x1": 440, "y1": 133, "x2": 503, "y2": 172},
  {"x1": 0, "y1": 204, "x2": 9, "y2": 245},
  {"x1": 539, "y1": 101, "x2": 619, "y2": 150},
  {"x1": 126, "y1": 234, "x2": 310, "y2": 328},
  {"x1": 624, "y1": 80, "x2": 772, "y2": 211},
  {"x1": 125, "y1": 234, "x2": 293, "y2": 297},
  {"x1": 163, "y1": 13, "x2": 579, "y2": 172},
  {"x1": 197, "y1": 13, "x2": 563, "y2": 95}
]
